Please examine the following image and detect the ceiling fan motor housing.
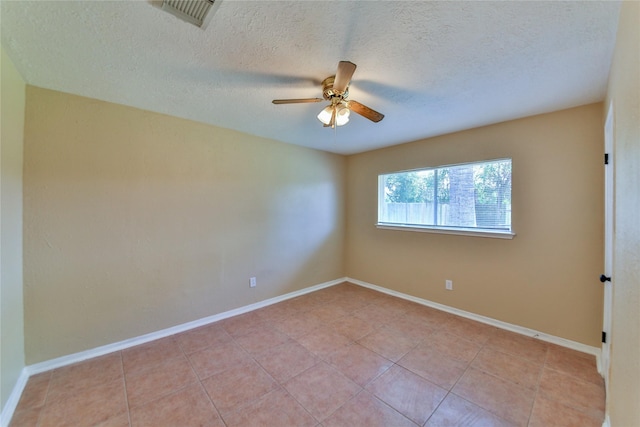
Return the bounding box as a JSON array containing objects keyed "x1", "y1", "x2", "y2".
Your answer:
[{"x1": 322, "y1": 76, "x2": 349, "y2": 101}]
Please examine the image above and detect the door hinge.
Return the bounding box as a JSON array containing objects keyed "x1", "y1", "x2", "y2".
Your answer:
[
  {"x1": 602, "y1": 331, "x2": 607, "y2": 343},
  {"x1": 604, "y1": 153, "x2": 609, "y2": 165}
]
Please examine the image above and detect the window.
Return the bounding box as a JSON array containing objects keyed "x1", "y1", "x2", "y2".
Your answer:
[{"x1": 377, "y1": 159, "x2": 514, "y2": 238}]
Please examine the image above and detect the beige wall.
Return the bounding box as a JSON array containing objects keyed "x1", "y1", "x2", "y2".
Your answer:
[
  {"x1": 605, "y1": 1, "x2": 640, "y2": 424},
  {"x1": 23, "y1": 87, "x2": 346, "y2": 364},
  {"x1": 1, "y1": 47, "x2": 26, "y2": 409},
  {"x1": 346, "y1": 104, "x2": 604, "y2": 346}
]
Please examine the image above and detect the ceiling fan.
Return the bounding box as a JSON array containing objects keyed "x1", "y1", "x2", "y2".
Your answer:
[{"x1": 272, "y1": 61, "x2": 384, "y2": 128}]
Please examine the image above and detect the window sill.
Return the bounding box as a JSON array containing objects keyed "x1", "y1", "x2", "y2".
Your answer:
[{"x1": 375, "y1": 223, "x2": 516, "y2": 239}]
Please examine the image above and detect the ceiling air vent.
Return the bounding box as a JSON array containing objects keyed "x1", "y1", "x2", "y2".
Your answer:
[{"x1": 161, "y1": 0, "x2": 220, "y2": 29}]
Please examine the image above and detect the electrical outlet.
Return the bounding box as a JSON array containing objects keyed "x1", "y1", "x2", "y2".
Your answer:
[
  {"x1": 250, "y1": 277, "x2": 257, "y2": 288},
  {"x1": 445, "y1": 280, "x2": 453, "y2": 290}
]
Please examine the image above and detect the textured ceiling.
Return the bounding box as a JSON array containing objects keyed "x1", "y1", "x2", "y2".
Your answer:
[{"x1": 1, "y1": 1, "x2": 621, "y2": 154}]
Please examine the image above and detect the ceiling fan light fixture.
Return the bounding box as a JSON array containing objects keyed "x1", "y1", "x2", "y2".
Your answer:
[
  {"x1": 317, "y1": 105, "x2": 334, "y2": 125},
  {"x1": 318, "y1": 103, "x2": 350, "y2": 127},
  {"x1": 335, "y1": 104, "x2": 350, "y2": 126}
]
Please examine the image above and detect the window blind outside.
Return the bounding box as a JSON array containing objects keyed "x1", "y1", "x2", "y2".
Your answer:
[{"x1": 378, "y1": 159, "x2": 512, "y2": 231}]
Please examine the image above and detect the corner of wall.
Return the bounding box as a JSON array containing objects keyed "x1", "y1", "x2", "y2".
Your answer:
[{"x1": 0, "y1": 45, "x2": 27, "y2": 418}]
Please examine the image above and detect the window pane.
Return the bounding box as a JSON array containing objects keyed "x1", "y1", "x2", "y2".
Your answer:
[
  {"x1": 378, "y1": 159, "x2": 511, "y2": 232},
  {"x1": 381, "y1": 170, "x2": 435, "y2": 225},
  {"x1": 473, "y1": 160, "x2": 512, "y2": 229}
]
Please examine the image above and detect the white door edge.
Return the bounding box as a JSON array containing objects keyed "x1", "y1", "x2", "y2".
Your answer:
[{"x1": 602, "y1": 101, "x2": 614, "y2": 386}]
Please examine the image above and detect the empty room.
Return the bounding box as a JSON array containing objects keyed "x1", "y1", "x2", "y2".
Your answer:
[{"x1": 1, "y1": 1, "x2": 638, "y2": 426}]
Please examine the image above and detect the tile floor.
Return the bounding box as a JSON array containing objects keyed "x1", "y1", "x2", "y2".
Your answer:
[{"x1": 10, "y1": 282, "x2": 605, "y2": 427}]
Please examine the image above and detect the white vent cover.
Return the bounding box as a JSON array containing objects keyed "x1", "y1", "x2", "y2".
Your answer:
[{"x1": 161, "y1": 0, "x2": 220, "y2": 28}]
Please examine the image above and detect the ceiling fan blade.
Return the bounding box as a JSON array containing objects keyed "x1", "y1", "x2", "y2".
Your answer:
[
  {"x1": 272, "y1": 98, "x2": 324, "y2": 104},
  {"x1": 348, "y1": 100, "x2": 384, "y2": 123},
  {"x1": 333, "y1": 61, "x2": 356, "y2": 94}
]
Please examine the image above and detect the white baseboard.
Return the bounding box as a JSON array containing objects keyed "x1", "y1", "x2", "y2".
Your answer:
[
  {"x1": 346, "y1": 277, "x2": 602, "y2": 358},
  {"x1": 602, "y1": 415, "x2": 611, "y2": 427},
  {"x1": 0, "y1": 368, "x2": 29, "y2": 427}
]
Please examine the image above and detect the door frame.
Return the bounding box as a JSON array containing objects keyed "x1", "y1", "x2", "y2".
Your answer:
[{"x1": 601, "y1": 101, "x2": 614, "y2": 386}]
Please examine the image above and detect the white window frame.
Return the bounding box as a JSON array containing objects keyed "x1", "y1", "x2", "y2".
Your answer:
[{"x1": 376, "y1": 159, "x2": 516, "y2": 239}]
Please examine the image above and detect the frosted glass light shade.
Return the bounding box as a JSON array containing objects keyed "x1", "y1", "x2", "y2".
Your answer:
[
  {"x1": 317, "y1": 104, "x2": 350, "y2": 126},
  {"x1": 317, "y1": 106, "x2": 333, "y2": 125},
  {"x1": 335, "y1": 104, "x2": 350, "y2": 126}
]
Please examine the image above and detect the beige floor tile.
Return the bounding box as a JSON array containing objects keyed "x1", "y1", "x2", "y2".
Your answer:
[
  {"x1": 428, "y1": 330, "x2": 483, "y2": 364},
  {"x1": 397, "y1": 344, "x2": 467, "y2": 390},
  {"x1": 305, "y1": 286, "x2": 343, "y2": 303},
  {"x1": 125, "y1": 354, "x2": 198, "y2": 407},
  {"x1": 48, "y1": 353, "x2": 123, "y2": 400},
  {"x1": 452, "y1": 368, "x2": 535, "y2": 426},
  {"x1": 327, "y1": 342, "x2": 393, "y2": 386},
  {"x1": 330, "y1": 295, "x2": 372, "y2": 313},
  {"x1": 174, "y1": 323, "x2": 232, "y2": 354},
  {"x1": 545, "y1": 344, "x2": 603, "y2": 386},
  {"x1": 14, "y1": 371, "x2": 51, "y2": 412},
  {"x1": 486, "y1": 329, "x2": 548, "y2": 365},
  {"x1": 94, "y1": 413, "x2": 131, "y2": 427},
  {"x1": 284, "y1": 295, "x2": 326, "y2": 313},
  {"x1": 409, "y1": 307, "x2": 458, "y2": 331},
  {"x1": 328, "y1": 315, "x2": 375, "y2": 341},
  {"x1": 254, "y1": 340, "x2": 319, "y2": 383},
  {"x1": 121, "y1": 337, "x2": 183, "y2": 375},
  {"x1": 201, "y1": 359, "x2": 278, "y2": 416},
  {"x1": 529, "y1": 395, "x2": 604, "y2": 427},
  {"x1": 220, "y1": 311, "x2": 264, "y2": 338},
  {"x1": 306, "y1": 305, "x2": 350, "y2": 324},
  {"x1": 383, "y1": 314, "x2": 434, "y2": 344},
  {"x1": 222, "y1": 388, "x2": 316, "y2": 427},
  {"x1": 353, "y1": 303, "x2": 401, "y2": 328},
  {"x1": 323, "y1": 391, "x2": 416, "y2": 427},
  {"x1": 254, "y1": 302, "x2": 300, "y2": 323},
  {"x1": 444, "y1": 316, "x2": 498, "y2": 344},
  {"x1": 270, "y1": 313, "x2": 324, "y2": 338},
  {"x1": 363, "y1": 291, "x2": 402, "y2": 306},
  {"x1": 8, "y1": 407, "x2": 42, "y2": 427},
  {"x1": 284, "y1": 362, "x2": 361, "y2": 421},
  {"x1": 366, "y1": 365, "x2": 447, "y2": 425},
  {"x1": 39, "y1": 378, "x2": 128, "y2": 427},
  {"x1": 425, "y1": 393, "x2": 517, "y2": 427},
  {"x1": 188, "y1": 340, "x2": 253, "y2": 380},
  {"x1": 358, "y1": 327, "x2": 417, "y2": 362},
  {"x1": 369, "y1": 304, "x2": 411, "y2": 323},
  {"x1": 472, "y1": 347, "x2": 543, "y2": 390},
  {"x1": 233, "y1": 324, "x2": 291, "y2": 355},
  {"x1": 298, "y1": 327, "x2": 353, "y2": 360},
  {"x1": 373, "y1": 294, "x2": 416, "y2": 312},
  {"x1": 130, "y1": 383, "x2": 223, "y2": 427},
  {"x1": 537, "y1": 367, "x2": 605, "y2": 421}
]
